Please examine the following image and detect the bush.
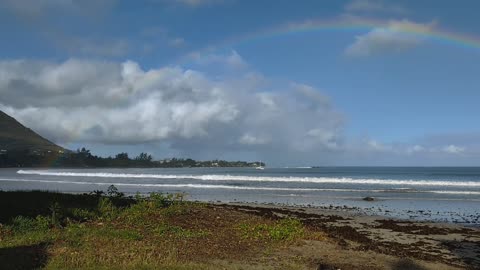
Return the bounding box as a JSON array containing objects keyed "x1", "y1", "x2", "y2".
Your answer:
[
  {"x1": 97, "y1": 197, "x2": 118, "y2": 220},
  {"x1": 70, "y1": 208, "x2": 97, "y2": 221},
  {"x1": 107, "y1": 185, "x2": 124, "y2": 198},
  {"x1": 10, "y1": 215, "x2": 51, "y2": 233}
]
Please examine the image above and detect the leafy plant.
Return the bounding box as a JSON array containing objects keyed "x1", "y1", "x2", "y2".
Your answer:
[
  {"x1": 97, "y1": 197, "x2": 118, "y2": 220},
  {"x1": 10, "y1": 215, "x2": 51, "y2": 233},
  {"x1": 107, "y1": 185, "x2": 124, "y2": 198}
]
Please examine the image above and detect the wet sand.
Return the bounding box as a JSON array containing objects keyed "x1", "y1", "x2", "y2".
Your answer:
[{"x1": 219, "y1": 202, "x2": 480, "y2": 269}]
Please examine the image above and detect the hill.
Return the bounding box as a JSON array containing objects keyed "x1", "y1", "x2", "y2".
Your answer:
[{"x1": 0, "y1": 110, "x2": 64, "y2": 153}]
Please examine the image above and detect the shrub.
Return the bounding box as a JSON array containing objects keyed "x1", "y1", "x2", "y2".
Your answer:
[
  {"x1": 49, "y1": 201, "x2": 62, "y2": 226},
  {"x1": 107, "y1": 185, "x2": 124, "y2": 198},
  {"x1": 97, "y1": 197, "x2": 118, "y2": 220},
  {"x1": 70, "y1": 208, "x2": 97, "y2": 221},
  {"x1": 10, "y1": 215, "x2": 51, "y2": 233}
]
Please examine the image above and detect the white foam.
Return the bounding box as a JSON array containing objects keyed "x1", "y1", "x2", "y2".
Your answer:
[
  {"x1": 430, "y1": 190, "x2": 480, "y2": 195},
  {"x1": 0, "y1": 178, "x2": 367, "y2": 192},
  {"x1": 16, "y1": 170, "x2": 480, "y2": 187},
  {"x1": 2, "y1": 178, "x2": 480, "y2": 196}
]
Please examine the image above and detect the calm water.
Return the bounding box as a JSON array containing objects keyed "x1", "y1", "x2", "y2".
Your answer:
[{"x1": 1, "y1": 167, "x2": 479, "y2": 224}]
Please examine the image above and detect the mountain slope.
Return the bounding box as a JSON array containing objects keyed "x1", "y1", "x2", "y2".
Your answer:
[{"x1": 0, "y1": 110, "x2": 64, "y2": 152}]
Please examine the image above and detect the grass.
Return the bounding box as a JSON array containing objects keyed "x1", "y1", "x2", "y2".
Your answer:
[
  {"x1": 238, "y1": 218, "x2": 304, "y2": 242},
  {"x1": 0, "y1": 189, "x2": 319, "y2": 269}
]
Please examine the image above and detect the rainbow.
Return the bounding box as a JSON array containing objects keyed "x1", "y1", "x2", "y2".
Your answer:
[{"x1": 186, "y1": 17, "x2": 480, "y2": 58}]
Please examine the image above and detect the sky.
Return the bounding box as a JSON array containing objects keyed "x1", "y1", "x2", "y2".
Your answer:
[{"x1": 1, "y1": 0, "x2": 480, "y2": 166}]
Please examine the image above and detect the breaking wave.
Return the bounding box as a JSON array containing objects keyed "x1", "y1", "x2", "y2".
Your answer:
[
  {"x1": 16, "y1": 170, "x2": 480, "y2": 187},
  {"x1": 2, "y1": 178, "x2": 480, "y2": 195}
]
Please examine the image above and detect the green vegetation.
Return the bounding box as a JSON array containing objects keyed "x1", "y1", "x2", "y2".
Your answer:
[
  {"x1": 0, "y1": 110, "x2": 63, "y2": 153},
  {"x1": 0, "y1": 146, "x2": 264, "y2": 168},
  {"x1": 239, "y1": 218, "x2": 305, "y2": 242},
  {"x1": 0, "y1": 188, "x2": 311, "y2": 269},
  {"x1": 0, "y1": 110, "x2": 265, "y2": 168}
]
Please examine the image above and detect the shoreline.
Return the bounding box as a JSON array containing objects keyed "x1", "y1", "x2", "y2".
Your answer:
[
  {"x1": 208, "y1": 197, "x2": 480, "y2": 226},
  {"x1": 0, "y1": 190, "x2": 479, "y2": 269},
  {"x1": 217, "y1": 202, "x2": 480, "y2": 269}
]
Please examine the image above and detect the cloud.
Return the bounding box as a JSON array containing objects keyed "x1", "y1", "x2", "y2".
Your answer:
[
  {"x1": 442, "y1": 145, "x2": 465, "y2": 154},
  {"x1": 344, "y1": 0, "x2": 407, "y2": 15},
  {"x1": 238, "y1": 134, "x2": 269, "y2": 145},
  {"x1": 367, "y1": 140, "x2": 389, "y2": 151},
  {"x1": 0, "y1": 55, "x2": 343, "y2": 164},
  {"x1": 345, "y1": 19, "x2": 436, "y2": 57},
  {"x1": 406, "y1": 145, "x2": 425, "y2": 154}
]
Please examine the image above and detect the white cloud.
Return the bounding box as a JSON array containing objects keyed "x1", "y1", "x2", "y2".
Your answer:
[
  {"x1": 442, "y1": 145, "x2": 465, "y2": 154},
  {"x1": 345, "y1": 19, "x2": 436, "y2": 57},
  {"x1": 406, "y1": 145, "x2": 425, "y2": 154},
  {"x1": 367, "y1": 140, "x2": 390, "y2": 151},
  {"x1": 0, "y1": 55, "x2": 343, "y2": 162},
  {"x1": 239, "y1": 134, "x2": 269, "y2": 145},
  {"x1": 345, "y1": 0, "x2": 407, "y2": 14}
]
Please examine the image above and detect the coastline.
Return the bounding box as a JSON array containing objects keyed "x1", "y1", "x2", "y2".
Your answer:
[
  {"x1": 0, "y1": 190, "x2": 479, "y2": 269},
  {"x1": 217, "y1": 202, "x2": 480, "y2": 269}
]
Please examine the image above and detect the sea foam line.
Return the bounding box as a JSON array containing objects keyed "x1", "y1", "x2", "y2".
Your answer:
[
  {"x1": 16, "y1": 170, "x2": 480, "y2": 187},
  {"x1": 2, "y1": 178, "x2": 480, "y2": 195},
  {"x1": 0, "y1": 178, "x2": 368, "y2": 192}
]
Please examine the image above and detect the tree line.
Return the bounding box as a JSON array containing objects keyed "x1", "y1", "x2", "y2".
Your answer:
[{"x1": 0, "y1": 147, "x2": 265, "y2": 168}]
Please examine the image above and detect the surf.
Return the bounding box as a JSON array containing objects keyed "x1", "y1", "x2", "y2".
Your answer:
[{"x1": 17, "y1": 170, "x2": 480, "y2": 187}]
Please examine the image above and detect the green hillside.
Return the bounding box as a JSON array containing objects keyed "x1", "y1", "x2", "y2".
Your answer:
[{"x1": 0, "y1": 110, "x2": 64, "y2": 152}]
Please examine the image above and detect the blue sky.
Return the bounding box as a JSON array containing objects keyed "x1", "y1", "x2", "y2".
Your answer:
[{"x1": 1, "y1": 0, "x2": 480, "y2": 166}]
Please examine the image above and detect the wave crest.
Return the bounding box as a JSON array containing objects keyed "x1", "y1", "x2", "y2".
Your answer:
[{"x1": 16, "y1": 170, "x2": 480, "y2": 187}]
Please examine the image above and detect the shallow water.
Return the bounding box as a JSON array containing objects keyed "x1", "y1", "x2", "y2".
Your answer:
[{"x1": 1, "y1": 167, "x2": 479, "y2": 224}]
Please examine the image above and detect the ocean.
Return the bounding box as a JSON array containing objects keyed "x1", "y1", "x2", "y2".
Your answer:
[{"x1": 1, "y1": 167, "x2": 479, "y2": 224}]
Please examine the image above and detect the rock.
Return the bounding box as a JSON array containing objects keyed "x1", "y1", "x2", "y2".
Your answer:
[
  {"x1": 317, "y1": 263, "x2": 340, "y2": 270},
  {"x1": 363, "y1": 196, "x2": 375, "y2": 201}
]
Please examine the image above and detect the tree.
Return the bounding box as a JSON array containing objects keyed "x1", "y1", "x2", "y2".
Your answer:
[
  {"x1": 135, "y1": 152, "x2": 152, "y2": 162},
  {"x1": 115, "y1": 152, "x2": 129, "y2": 160}
]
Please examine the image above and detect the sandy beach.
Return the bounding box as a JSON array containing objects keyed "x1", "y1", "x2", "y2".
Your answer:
[{"x1": 218, "y1": 203, "x2": 480, "y2": 270}]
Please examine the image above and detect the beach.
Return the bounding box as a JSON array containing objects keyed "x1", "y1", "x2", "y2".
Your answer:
[
  {"x1": 0, "y1": 189, "x2": 479, "y2": 269},
  {"x1": 1, "y1": 167, "x2": 480, "y2": 269},
  {"x1": 220, "y1": 203, "x2": 480, "y2": 269},
  {"x1": 2, "y1": 167, "x2": 480, "y2": 224}
]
